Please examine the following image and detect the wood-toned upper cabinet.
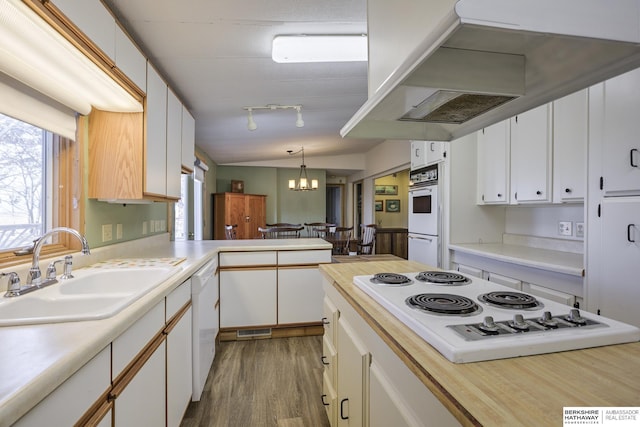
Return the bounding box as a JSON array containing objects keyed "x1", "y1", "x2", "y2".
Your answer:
[{"x1": 212, "y1": 193, "x2": 267, "y2": 239}]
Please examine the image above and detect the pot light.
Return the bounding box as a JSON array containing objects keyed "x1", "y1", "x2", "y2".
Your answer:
[{"x1": 272, "y1": 35, "x2": 368, "y2": 63}]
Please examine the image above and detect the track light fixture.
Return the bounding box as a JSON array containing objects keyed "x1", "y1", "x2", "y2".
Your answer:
[
  {"x1": 287, "y1": 147, "x2": 318, "y2": 191},
  {"x1": 242, "y1": 104, "x2": 304, "y2": 131}
]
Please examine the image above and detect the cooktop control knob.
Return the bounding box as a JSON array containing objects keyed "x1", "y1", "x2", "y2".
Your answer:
[
  {"x1": 478, "y1": 316, "x2": 499, "y2": 334},
  {"x1": 538, "y1": 311, "x2": 559, "y2": 328},
  {"x1": 566, "y1": 308, "x2": 587, "y2": 325},
  {"x1": 509, "y1": 314, "x2": 529, "y2": 331}
]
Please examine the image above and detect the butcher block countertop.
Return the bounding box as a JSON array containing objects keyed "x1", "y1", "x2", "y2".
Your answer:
[{"x1": 319, "y1": 260, "x2": 640, "y2": 427}]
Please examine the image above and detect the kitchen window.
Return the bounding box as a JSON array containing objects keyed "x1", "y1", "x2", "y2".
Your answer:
[{"x1": 0, "y1": 112, "x2": 80, "y2": 266}]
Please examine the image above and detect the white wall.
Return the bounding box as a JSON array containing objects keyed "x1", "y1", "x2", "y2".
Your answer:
[{"x1": 505, "y1": 205, "x2": 584, "y2": 241}]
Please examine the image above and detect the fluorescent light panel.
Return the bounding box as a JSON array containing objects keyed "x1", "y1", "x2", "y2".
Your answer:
[{"x1": 272, "y1": 35, "x2": 367, "y2": 63}]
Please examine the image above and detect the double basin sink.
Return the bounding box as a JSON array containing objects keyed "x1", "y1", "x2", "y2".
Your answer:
[{"x1": 0, "y1": 266, "x2": 180, "y2": 326}]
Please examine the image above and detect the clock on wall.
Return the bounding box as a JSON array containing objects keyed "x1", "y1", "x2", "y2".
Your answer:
[{"x1": 231, "y1": 180, "x2": 244, "y2": 193}]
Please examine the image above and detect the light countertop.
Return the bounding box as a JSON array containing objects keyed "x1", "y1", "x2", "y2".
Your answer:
[
  {"x1": 320, "y1": 261, "x2": 640, "y2": 426},
  {"x1": 0, "y1": 238, "x2": 331, "y2": 427},
  {"x1": 449, "y1": 242, "x2": 584, "y2": 277}
]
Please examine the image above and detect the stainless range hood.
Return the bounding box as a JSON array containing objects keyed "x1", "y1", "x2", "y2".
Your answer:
[{"x1": 341, "y1": 0, "x2": 640, "y2": 141}]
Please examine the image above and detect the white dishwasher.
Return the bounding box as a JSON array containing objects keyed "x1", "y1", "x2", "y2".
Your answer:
[{"x1": 191, "y1": 257, "x2": 218, "y2": 401}]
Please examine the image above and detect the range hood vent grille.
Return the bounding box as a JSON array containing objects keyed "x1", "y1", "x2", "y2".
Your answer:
[{"x1": 400, "y1": 91, "x2": 517, "y2": 124}]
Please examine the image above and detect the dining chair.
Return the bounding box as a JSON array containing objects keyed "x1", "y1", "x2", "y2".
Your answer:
[
  {"x1": 224, "y1": 224, "x2": 238, "y2": 240},
  {"x1": 304, "y1": 222, "x2": 336, "y2": 237},
  {"x1": 326, "y1": 226, "x2": 352, "y2": 255},
  {"x1": 357, "y1": 224, "x2": 377, "y2": 255},
  {"x1": 258, "y1": 226, "x2": 304, "y2": 239}
]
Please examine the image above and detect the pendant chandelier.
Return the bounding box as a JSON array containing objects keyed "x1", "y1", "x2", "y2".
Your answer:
[{"x1": 288, "y1": 147, "x2": 318, "y2": 191}]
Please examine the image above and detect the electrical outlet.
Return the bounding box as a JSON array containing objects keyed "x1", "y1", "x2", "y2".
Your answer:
[
  {"x1": 116, "y1": 223, "x2": 123, "y2": 240},
  {"x1": 149, "y1": 220, "x2": 156, "y2": 233},
  {"x1": 558, "y1": 221, "x2": 572, "y2": 236},
  {"x1": 155, "y1": 220, "x2": 162, "y2": 232},
  {"x1": 102, "y1": 224, "x2": 113, "y2": 242},
  {"x1": 160, "y1": 220, "x2": 166, "y2": 231},
  {"x1": 576, "y1": 222, "x2": 585, "y2": 238},
  {"x1": 142, "y1": 221, "x2": 148, "y2": 235}
]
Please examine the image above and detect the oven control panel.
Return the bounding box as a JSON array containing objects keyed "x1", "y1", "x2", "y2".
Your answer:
[
  {"x1": 409, "y1": 164, "x2": 438, "y2": 187},
  {"x1": 449, "y1": 309, "x2": 607, "y2": 341}
]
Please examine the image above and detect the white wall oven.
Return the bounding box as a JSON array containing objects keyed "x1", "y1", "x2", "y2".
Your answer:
[{"x1": 408, "y1": 165, "x2": 439, "y2": 267}]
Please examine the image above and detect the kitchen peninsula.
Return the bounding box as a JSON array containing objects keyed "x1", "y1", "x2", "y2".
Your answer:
[
  {"x1": 0, "y1": 236, "x2": 332, "y2": 427},
  {"x1": 319, "y1": 260, "x2": 640, "y2": 426}
]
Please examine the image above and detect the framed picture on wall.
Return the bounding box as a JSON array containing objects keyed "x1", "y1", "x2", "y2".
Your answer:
[
  {"x1": 375, "y1": 200, "x2": 383, "y2": 211},
  {"x1": 375, "y1": 185, "x2": 398, "y2": 195},
  {"x1": 385, "y1": 199, "x2": 400, "y2": 212}
]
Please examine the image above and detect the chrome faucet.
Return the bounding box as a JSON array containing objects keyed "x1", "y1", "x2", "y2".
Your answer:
[{"x1": 26, "y1": 227, "x2": 91, "y2": 286}]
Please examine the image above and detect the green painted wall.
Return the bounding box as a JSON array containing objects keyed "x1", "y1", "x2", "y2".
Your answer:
[{"x1": 216, "y1": 165, "x2": 325, "y2": 225}]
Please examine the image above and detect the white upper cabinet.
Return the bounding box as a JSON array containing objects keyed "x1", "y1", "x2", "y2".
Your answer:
[
  {"x1": 510, "y1": 103, "x2": 552, "y2": 203},
  {"x1": 53, "y1": 0, "x2": 116, "y2": 60},
  {"x1": 477, "y1": 119, "x2": 510, "y2": 204},
  {"x1": 145, "y1": 63, "x2": 168, "y2": 197},
  {"x1": 181, "y1": 107, "x2": 195, "y2": 172},
  {"x1": 166, "y1": 89, "x2": 183, "y2": 199},
  {"x1": 601, "y1": 68, "x2": 640, "y2": 196},
  {"x1": 410, "y1": 140, "x2": 446, "y2": 170},
  {"x1": 553, "y1": 89, "x2": 587, "y2": 203},
  {"x1": 114, "y1": 25, "x2": 146, "y2": 92}
]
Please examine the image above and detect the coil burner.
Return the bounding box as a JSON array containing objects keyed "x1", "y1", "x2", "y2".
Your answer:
[
  {"x1": 370, "y1": 273, "x2": 413, "y2": 286},
  {"x1": 478, "y1": 291, "x2": 543, "y2": 310},
  {"x1": 406, "y1": 293, "x2": 482, "y2": 316},
  {"x1": 415, "y1": 271, "x2": 471, "y2": 285}
]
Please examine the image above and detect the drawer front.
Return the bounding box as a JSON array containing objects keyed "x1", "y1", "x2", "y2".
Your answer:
[
  {"x1": 166, "y1": 278, "x2": 191, "y2": 320},
  {"x1": 278, "y1": 249, "x2": 332, "y2": 265},
  {"x1": 322, "y1": 370, "x2": 337, "y2": 427},
  {"x1": 112, "y1": 301, "x2": 165, "y2": 378},
  {"x1": 219, "y1": 251, "x2": 277, "y2": 267},
  {"x1": 322, "y1": 335, "x2": 337, "y2": 387},
  {"x1": 322, "y1": 296, "x2": 339, "y2": 347}
]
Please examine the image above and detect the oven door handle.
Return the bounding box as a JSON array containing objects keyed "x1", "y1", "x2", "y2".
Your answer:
[{"x1": 408, "y1": 235, "x2": 434, "y2": 241}]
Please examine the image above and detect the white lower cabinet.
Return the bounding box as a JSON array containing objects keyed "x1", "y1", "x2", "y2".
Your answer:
[
  {"x1": 166, "y1": 280, "x2": 193, "y2": 427},
  {"x1": 324, "y1": 279, "x2": 461, "y2": 427},
  {"x1": 13, "y1": 346, "x2": 111, "y2": 427},
  {"x1": 220, "y1": 268, "x2": 277, "y2": 327},
  {"x1": 369, "y1": 362, "x2": 419, "y2": 427},
  {"x1": 278, "y1": 266, "x2": 324, "y2": 324},
  {"x1": 337, "y1": 318, "x2": 370, "y2": 427},
  {"x1": 114, "y1": 340, "x2": 167, "y2": 426},
  {"x1": 522, "y1": 283, "x2": 575, "y2": 306}
]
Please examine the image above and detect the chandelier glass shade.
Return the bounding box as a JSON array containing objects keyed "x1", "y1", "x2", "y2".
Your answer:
[{"x1": 288, "y1": 147, "x2": 318, "y2": 191}]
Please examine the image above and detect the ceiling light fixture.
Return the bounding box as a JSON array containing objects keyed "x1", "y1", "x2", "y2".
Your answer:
[
  {"x1": 287, "y1": 147, "x2": 318, "y2": 191},
  {"x1": 272, "y1": 34, "x2": 368, "y2": 63},
  {"x1": 242, "y1": 104, "x2": 304, "y2": 131}
]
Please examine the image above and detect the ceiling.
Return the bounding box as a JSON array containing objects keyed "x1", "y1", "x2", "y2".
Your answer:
[{"x1": 102, "y1": 0, "x2": 383, "y2": 173}]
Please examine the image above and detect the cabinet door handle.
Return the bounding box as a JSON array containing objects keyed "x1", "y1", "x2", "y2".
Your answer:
[
  {"x1": 321, "y1": 317, "x2": 330, "y2": 325},
  {"x1": 340, "y1": 398, "x2": 349, "y2": 420},
  {"x1": 536, "y1": 190, "x2": 542, "y2": 195},
  {"x1": 565, "y1": 188, "x2": 572, "y2": 193},
  {"x1": 321, "y1": 356, "x2": 330, "y2": 366},
  {"x1": 321, "y1": 394, "x2": 329, "y2": 406},
  {"x1": 497, "y1": 193, "x2": 502, "y2": 198},
  {"x1": 628, "y1": 224, "x2": 636, "y2": 242},
  {"x1": 631, "y1": 148, "x2": 639, "y2": 168},
  {"x1": 430, "y1": 142, "x2": 435, "y2": 152},
  {"x1": 415, "y1": 148, "x2": 420, "y2": 158}
]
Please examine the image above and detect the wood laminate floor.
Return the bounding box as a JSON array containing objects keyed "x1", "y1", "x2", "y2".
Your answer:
[{"x1": 180, "y1": 336, "x2": 331, "y2": 427}]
